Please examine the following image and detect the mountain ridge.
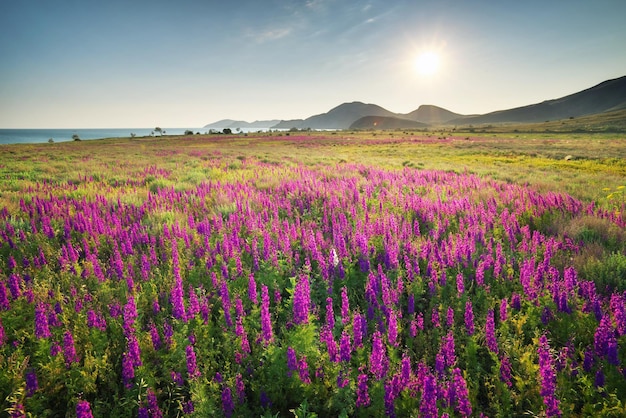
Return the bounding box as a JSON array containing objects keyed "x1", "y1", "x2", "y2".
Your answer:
[{"x1": 202, "y1": 76, "x2": 626, "y2": 130}]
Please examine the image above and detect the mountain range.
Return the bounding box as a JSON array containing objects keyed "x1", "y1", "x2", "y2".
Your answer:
[{"x1": 203, "y1": 75, "x2": 626, "y2": 130}]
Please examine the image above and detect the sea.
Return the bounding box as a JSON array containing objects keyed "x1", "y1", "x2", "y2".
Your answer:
[{"x1": 0, "y1": 128, "x2": 207, "y2": 145}]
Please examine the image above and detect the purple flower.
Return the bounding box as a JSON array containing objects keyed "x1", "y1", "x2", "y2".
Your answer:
[
  {"x1": 339, "y1": 330, "x2": 352, "y2": 363},
  {"x1": 610, "y1": 294, "x2": 626, "y2": 336},
  {"x1": 485, "y1": 309, "x2": 498, "y2": 354},
  {"x1": 286, "y1": 346, "x2": 298, "y2": 375},
  {"x1": 440, "y1": 331, "x2": 456, "y2": 368},
  {"x1": 541, "y1": 307, "x2": 553, "y2": 325},
  {"x1": 149, "y1": 322, "x2": 161, "y2": 351},
  {"x1": 76, "y1": 400, "x2": 94, "y2": 418},
  {"x1": 122, "y1": 352, "x2": 135, "y2": 388},
  {"x1": 452, "y1": 367, "x2": 472, "y2": 417},
  {"x1": 25, "y1": 370, "x2": 38, "y2": 397},
  {"x1": 109, "y1": 302, "x2": 121, "y2": 318},
  {"x1": 248, "y1": 274, "x2": 258, "y2": 305},
  {"x1": 163, "y1": 321, "x2": 174, "y2": 348},
  {"x1": 369, "y1": 331, "x2": 388, "y2": 380},
  {"x1": 0, "y1": 319, "x2": 4, "y2": 346},
  {"x1": 8, "y1": 273, "x2": 21, "y2": 300},
  {"x1": 384, "y1": 380, "x2": 397, "y2": 418},
  {"x1": 431, "y1": 307, "x2": 440, "y2": 328},
  {"x1": 298, "y1": 356, "x2": 311, "y2": 384},
  {"x1": 0, "y1": 281, "x2": 9, "y2": 310},
  {"x1": 170, "y1": 243, "x2": 187, "y2": 321},
  {"x1": 186, "y1": 345, "x2": 200, "y2": 379},
  {"x1": 538, "y1": 334, "x2": 561, "y2": 417},
  {"x1": 183, "y1": 400, "x2": 194, "y2": 414},
  {"x1": 499, "y1": 298, "x2": 508, "y2": 322},
  {"x1": 456, "y1": 273, "x2": 465, "y2": 294},
  {"x1": 387, "y1": 309, "x2": 399, "y2": 347},
  {"x1": 594, "y1": 315, "x2": 618, "y2": 364},
  {"x1": 320, "y1": 326, "x2": 338, "y2": 362},
  {"x1": 594, "y1": 369, "x2": 605, "y2": 388},
  {"x1": 171, "y1": 371, "x2": 183, "y2": 386},
  {"x1": 352, "y1": 313, "x2": 365, "y2": 348},
  {"x1": 63, "y1": 330, "x2": 79, "y2": 367},
  {"x1": 221, "y1": 387, "x2": 234, "y2": 418},
  {"x1": 407, "y1": 294, "x2": 415, "y2": 316},
  {"x1": 511, "y1": 293, "x2": 521, "y2": 311},
  {"x1": 500, "y1": 356, "x2": 513, "y2": 388},
  {"x1": 220, "y1": 279, "x2": 232, "y2": 327},
  {"x1": 293, "y1": 275, "x2": 311, "y2": 325},
  {"x1": 446, "y1": 307, "x2": 455, "y2": 328},
  {"x1": 341, "y1": 286, "x2": 350, "y2": 325},
  {"x1": 260, "y1": 285, "x2": 273, "y2": 344},
  {"x1": 147, "y1": 388, "x2": 163, "y2": 418},
  {"x1": 260, "y1": 391, "x2": 271, "y2": 409},
  {"x1": 34, "y1": 302, "x2": 51, "y2": 339},
  {"x1": 356, "y1": 373, "x2": 371, "y2": 408},
  {"x1": 187, "y1": 286, "x2": 200, "y2": 320},
  {"x1": 235, "y1": 373, "x2": 245, "y2": 403},
  {"x1": 419, "y1": 372, "x2": 438, "y2": 418}
]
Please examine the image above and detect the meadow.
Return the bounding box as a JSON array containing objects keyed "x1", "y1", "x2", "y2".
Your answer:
[{"x1": 0, "y1": 131, "x2": 625, "y2": 417}]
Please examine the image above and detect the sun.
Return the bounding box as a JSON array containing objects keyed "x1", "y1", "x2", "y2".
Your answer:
[{"x1": 414, "y1": 51, "x2": 440, "y2": 76}]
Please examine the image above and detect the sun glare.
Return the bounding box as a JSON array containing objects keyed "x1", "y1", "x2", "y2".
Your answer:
[{"x1": 414, "y1": 51, "x2": 440, "y2": 76}]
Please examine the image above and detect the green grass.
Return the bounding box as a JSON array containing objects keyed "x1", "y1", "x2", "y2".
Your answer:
[{"x1": 0, "y1": 131, "x2": 624, "y2": 211}]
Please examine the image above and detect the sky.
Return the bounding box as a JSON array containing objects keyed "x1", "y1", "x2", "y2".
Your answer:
[{"x1": 1, "y1": 0, "x2": 625, "y2": 128}]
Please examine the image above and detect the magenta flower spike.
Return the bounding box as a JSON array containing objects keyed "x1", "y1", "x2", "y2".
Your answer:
[
  {"x1": 452, "y1": 367, "x2": 472, "y2": 417},
  {"x1": 369, "y1": 331, "x2": 388, "y2": 380},
  {"x1": 419, "y1": 372, "x2": 438, "y2": 418},
  {"x1": 34, "y1": 302, "x2": 51, "y2": 339},
  {"x1": 248, "y1": 273, "x2": 258, "y2": 305},
  {"x1": 63, "y1": 330, "x2": 79, "y2": 367},
  {"x1": 76, "y1": 400, "x2": 94, "y2": 418},
  {"x1": 325, "y1": 297, "x2": 335, "y2": 330},
  {"x1": 485, "y1": 308, "x2": 498, "y2": 354},
  {"x1": 538, "y1": 334, "x2": 561, "y2": 417},
  {"x1": 260, "y1": 285, "x2": 273, "y2": 344},
  {"x1": 293, "y1": 275, "x2": 311, "y2": 325},
  {"x1": 186, "y1": 344, "x2": 200, "y2": 379}
]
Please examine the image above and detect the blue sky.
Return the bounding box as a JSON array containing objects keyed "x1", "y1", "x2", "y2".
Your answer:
[{"x1": 1, "y1": 0, "x2": 625, "y2": 128}]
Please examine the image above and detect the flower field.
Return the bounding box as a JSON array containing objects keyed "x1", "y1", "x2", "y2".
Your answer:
[{"x1": 1, "y1": 134, "x2": 625, "y2": 417}]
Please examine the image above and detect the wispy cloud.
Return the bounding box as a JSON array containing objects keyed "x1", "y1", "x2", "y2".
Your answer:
[{"x1": 254, "y1": 27, "x2": 293, "y2": 43}]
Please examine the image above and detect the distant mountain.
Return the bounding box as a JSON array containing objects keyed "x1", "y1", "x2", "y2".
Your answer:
[
  {"x1": 203, "y1": 119, "x2": 281, "y2": 129},
  {"x1": 272, "y1": 102, "x2": 400, "y2": 130},
  {"x1": 349, "y1": 116, "x2": 428, "y2": 130},
  {"x1": 448, "y1": 75, "x2": 626, "y2": 125},
  {"x1": 271, "y1": 119, "x2": 305, "y2": 129},
  {"x1": 203, "y1": 76, "x2": 626, "y2": 130},
  {"x1": 403, "y1": 105, "x2": 468, "y2": 124}
]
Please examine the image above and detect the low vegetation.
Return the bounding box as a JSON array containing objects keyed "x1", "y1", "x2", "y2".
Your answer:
[{"x1": 0, "y1": 132, "x2": 624, "y2": 417}]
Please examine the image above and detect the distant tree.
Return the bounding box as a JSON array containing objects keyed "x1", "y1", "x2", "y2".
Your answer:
[
  {"x1": 72, "y1": 134, "x2": 81, "y2": 141},
  {"x1": 223, "y1": 128, "x2": 232, "y2": 135},
  {"x1": 184, "y1": 130, "x2": 194, "y2": 136},
  {"x1": 48, "y1": 138, "x2": 54, "y2": 143},
  {"x1": 154, "y1": 127, "x2": 163, "y2": 136},
  {"x1": 130, "y1": 133, "x2": 136, "y2": 138}
]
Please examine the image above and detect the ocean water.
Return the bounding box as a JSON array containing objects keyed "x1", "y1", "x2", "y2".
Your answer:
[{"x1": 0, "y1": 128, "x2": 205, "y2": 145}]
